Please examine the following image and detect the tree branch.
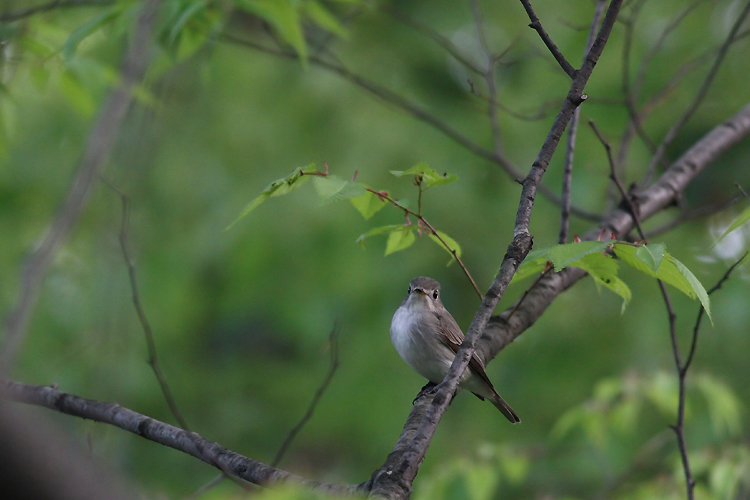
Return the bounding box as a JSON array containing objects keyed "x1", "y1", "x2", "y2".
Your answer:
[
  {"x1": 1, "y1": 379, "x2": 362, "y2": 496},
  {"x1": 519, "y1": 0, "x2": 578, "y2": 78},
  {"x1": 559, "y1": 0, "x2": 607, "y2": 243}
]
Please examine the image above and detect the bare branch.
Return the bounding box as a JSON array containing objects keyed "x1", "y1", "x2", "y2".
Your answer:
[
  {"x1": 273, "y1": 323, "x2": 341, "y2": 467},
  {"x1": 643, "y1": 0, "x2": 750, "y2": 184},
  {"x1": 1, "y1": 0, "x2": 161, "y2": 375},
  {"x1": 519, "y1": 0, "x2": 578, "y2": 78},
  {"x1": 1, "y1": 380, "x2": 362, "y2": 496},
  {"x1": 104, "y1": 183, "x2": 191, "y2": 431},
  {"x1": 560, "y1": 0, "x2": 607, "y2": 244},
  {"x1": 386, "y1": 8, "x2": 483, "y2": 75}
]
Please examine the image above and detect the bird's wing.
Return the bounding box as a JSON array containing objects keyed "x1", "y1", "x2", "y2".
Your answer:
[{"x1": 435, "y1": 310, "x2": 496, "y2": 393}]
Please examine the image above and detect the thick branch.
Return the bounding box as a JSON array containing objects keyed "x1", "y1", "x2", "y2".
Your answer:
[{"x1": 1, "y1": 380, "x2": 361, "y2": 496}]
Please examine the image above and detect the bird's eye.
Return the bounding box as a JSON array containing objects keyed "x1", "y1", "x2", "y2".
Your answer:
[
  {"x1": 432, "y1": 290, "x2": 439, "y2": 299},
  {"x1": 407, "y1": 286, "x2": 411, "y2": 295}
]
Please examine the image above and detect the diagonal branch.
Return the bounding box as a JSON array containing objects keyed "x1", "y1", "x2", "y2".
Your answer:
[
  {"x1": 519, "y1": 0, "x2": 578, "y2": 78},
  {"x1": 559, "y1": 0, "x2": 607, "y2": 243},
  {"x1": 1, "y1": 379, "x2": 361, "y2": 496}
]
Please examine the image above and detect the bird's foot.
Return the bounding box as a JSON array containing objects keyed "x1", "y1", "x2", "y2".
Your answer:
[{"x1": 413, "y1": 382, "x2": 439, "y2": 404}]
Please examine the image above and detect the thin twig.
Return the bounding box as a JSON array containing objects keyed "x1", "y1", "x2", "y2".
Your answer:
[
  {"x1": 559, "y1": 0, "x2": 607, "y2": 244},
  {"x1": 589, "y1": 119, "x2": 647, "y2": 240},
  {"x1": 273, "y1": 323, "x2": 341, "y2": 467},
  {"x1": 0, "y1": 0, "x2": 160, "y2": 376},
  {"x1": 646, "y1": 196, "x2": 744, "y2": 238},
  {"x1": 105, "y1": 182, "x2": 191, "y2": 431},
  {"x1": 736, "y1": 182, "x2": 750, "y2": 200},
  {"x1": 519, "y1": 0, "x2": 577, "y2": 78},
  {"x1": 367, "y1": 187, "x2": 483, "y2": 300},
  {"x1": 685, "y1": 252, "x2": 748, "y2": 372},
  {"x1": 386, "y1": 8, "x2": 484, "y2": 75},
  {"x1": 643, "y1": 0, "x2": 750, "y2": 185},
  {"x1": 183, "y1": 473, "x2": 227, "y2": 500},
  {"x1": 470, "y1": 0, "x2": 503, "y2": 154}
]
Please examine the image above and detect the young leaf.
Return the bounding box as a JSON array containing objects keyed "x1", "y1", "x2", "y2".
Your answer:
[
  {"x1": 385, "y1": 226, "x2": 417, "y2": 256},
  {"x1": 510, "y1": 247, "x2": 554, "y2": 284},
  {"x1": 226, "y1": 164, "x2": 318, "y2": 229},
  {"x1": 427, "y1": 230, "x2": 462, "y2": 266},
  {"x1": 390, "y1": 162, "x2": 458, "y2": 187},
  {"x1": 235, "y1": 0, "x2": 307, "y2": 65},
  {"x1": 669, "y1": 255, "x2": 712, "y2": 324},
  {"x1": 356, "y1": 224, "x2": 403, "y2": 247},
  {"x1": 302, "y1": 1, "x2": 348, "y2": 38},
  {"x1": 350, "y1": 189, "x2": 388, "y2": 220},
  {"x1": 613, "y1": 243, "x2": 657, "y2": 277},
  {"x1": 547, "y1": 240, "x2": 612, "y2": 270},
  {"x1": 716, "y1": 205, "x2": 750, "y2": 242},
  {"x1": 635, "y1": 243, "x2": 666, "y2": 274},
  {"x1": 63, "y1": 5, "x2": 123, "y2": 61},
  {"x1": 571, "y1": 253, "x2": 632, "y2": 313},
  {"x1": 312, "y1": 176, "x2": 365, "y2": 204}
]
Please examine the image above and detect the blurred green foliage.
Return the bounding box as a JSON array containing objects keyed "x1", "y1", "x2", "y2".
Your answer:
[{"x1": 1, "y1": 0, "x2": 750, "y2": 499}]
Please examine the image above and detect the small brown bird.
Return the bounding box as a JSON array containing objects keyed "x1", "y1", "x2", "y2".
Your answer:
[{"x1": 390, "y1": 277, "x2": 520, "y2": 423}]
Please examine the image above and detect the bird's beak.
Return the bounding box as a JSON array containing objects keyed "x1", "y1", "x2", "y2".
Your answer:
[{"x1": 412, "y1": 287, "x2": 427, "y2": 296}]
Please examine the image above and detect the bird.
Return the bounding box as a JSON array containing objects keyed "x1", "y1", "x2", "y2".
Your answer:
[{"x1": 390, "y1": 276, "x2": 520, "y2": 423}]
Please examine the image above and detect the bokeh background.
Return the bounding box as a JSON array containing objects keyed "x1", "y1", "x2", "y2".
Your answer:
[{"x1": 2, "y1": 0, "x2": 750, "y2": 498}]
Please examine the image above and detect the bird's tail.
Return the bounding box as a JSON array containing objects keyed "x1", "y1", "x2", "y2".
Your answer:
[{"x1": 490, "y1": 391, "x2": 520, "y2": 424}]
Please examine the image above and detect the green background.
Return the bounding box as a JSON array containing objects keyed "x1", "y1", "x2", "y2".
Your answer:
[{"x1": 2, "y1": 0, "x2": 750, "y2": 498}]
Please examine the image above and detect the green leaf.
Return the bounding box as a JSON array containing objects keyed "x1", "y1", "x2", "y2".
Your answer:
[
  {"x1": 716, "y1": 205, "x2": 750, "y2": 242},
  {"x1": 571, "y1": 253, "x2": 631, "y2": 313},
  {"x1": 695, "y1": 374, "x2": 742, "y2": 438},
  {"x1": 669, "y1": 255, "x2": 712, "y2": 324},
  {"x1": 390, "y1": 162, "x2": 458, "y2": 187},
  {"x1": 167, "y1": 0, "x2": 209, "y2": 48},
  {"x1": 356, "y1": 224, "x2": 403, "y2": 247},
  {"x1": 427, "y1": 230, "x2": 462, "y2": 266},
  {"x1": 226, "y1": 164, "x2": 318, "y2": 229},
  {"x1": 613, "y1": 243, "x2": 656, "y2": 276},
  {"x1": 385, "y1": 226, "x2": 417, "y2": 255},
  {"x1": 635, "y1": 243, "x2": 666, "y2": 274},
  {"x1": 616, "y1": 244, "x2": 712, "y2": 323},
  {"x1": 63, "y1": 5, "x2": 122, "y2": 61},
  {"x1": 302, "y1": 1, "x2": 348, "y2": 37},
  {"x1": 349, "y1": 189, "x2": 388, "y2": 220},
  {"x1": 547, "y1": 240, "x2": 612, "y2": 270},
  {"x1": 510, "y1": 247, "x2": 553, "y2": 284},
  {"x1": 235, "y1": 0, "x2": 307, "y2": 65},
  {"x1": 312, "y1": 176, "x2": 365, "y2": 203}
]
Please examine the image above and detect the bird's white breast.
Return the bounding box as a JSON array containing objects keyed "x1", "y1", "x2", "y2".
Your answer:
[{"x1": 390, "y1": 306, "x2": 453, "y2": 384}]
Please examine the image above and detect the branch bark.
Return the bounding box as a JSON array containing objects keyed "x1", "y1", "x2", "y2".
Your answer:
[{"x1": 1, "y1": 379, "x2": 362, "y2": 496}]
